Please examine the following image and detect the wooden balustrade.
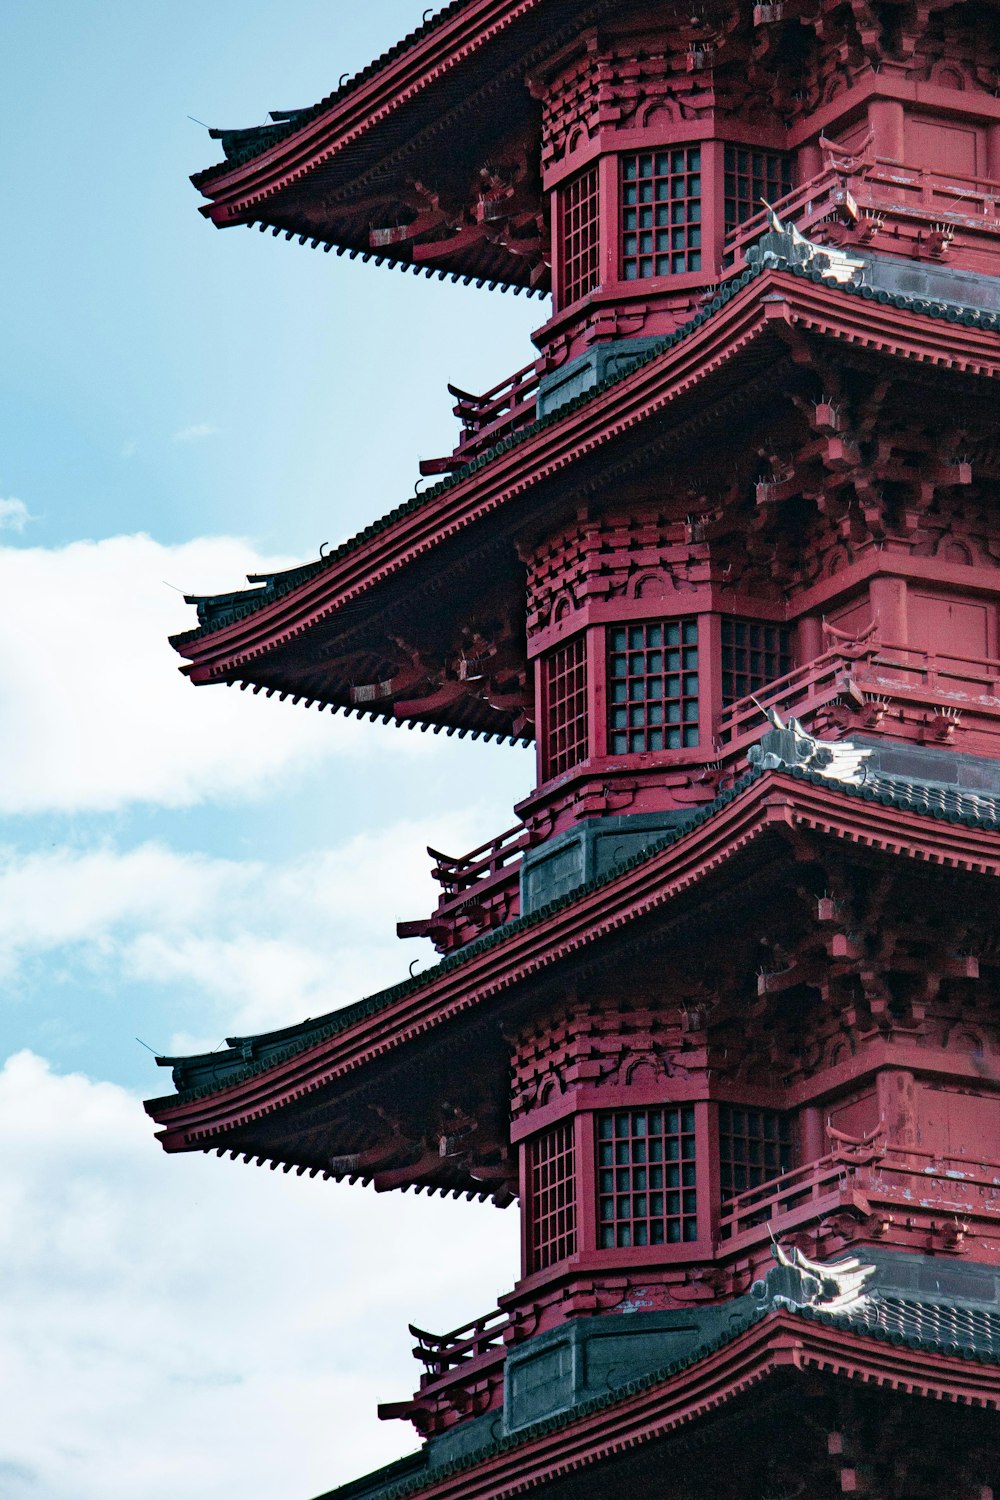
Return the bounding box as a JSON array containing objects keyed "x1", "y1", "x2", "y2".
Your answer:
[
  {"x1": 717, "y1": 1148, "x2": 854, "y2": 1241},
  {"x1": 428, "y1": 822, "x2": 532, "y2": 896},
  {"x1": 723, "y1": 157, "x2": 1000, "y2": 275},
  {"x1": 865, "y1": 641, "x2": 1000, "y2": 697},
  {"x1": 718, "y1": 635, "x2": 1000, "y2": 758},
  {"x1": 716, "y1": 646, "x2": 857, "y2": 749},
  {"x1": 410, "y1": 1306, "x2": 512, "y2": 1378},
  {"x1": 419, "y1": 359, "x2": 541, "y2": 474},
  {"x1": 718, "y1": 1140, "x2": 1000, "y2": 1249}
]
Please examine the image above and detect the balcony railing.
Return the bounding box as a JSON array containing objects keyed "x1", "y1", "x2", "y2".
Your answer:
[
  {"x1": 864, "y1": 639, "x2": 1000, "y2": 698},
  {"x1": 718, "y1": 1140, "x2": 1000, "y2": 1252},
  {"x1": 419, "y1": 359, "x2": 541, "y2": 475},
  {"x1": 387, "y1": 1137, "x2": 1000, "y2": 1432},
  {"x1": 428, "y1": 821, "x2": 531, "y2": 895},
  {"x1": 716, "y1": 645, "x2": 859, "y2": 750},
  {"x1": 404, "y1": 636, "x2": 1000, "y2": 952},
  {"x1": 724, "y1": 157, "x2": 1000, "y2": 275},
  {"x1": 718, "y1": 1147, "x2": 865, "y2": 1243},
  {"x1": 396, "y1": 820, "x2": 530, "y2": 951},
  {"x1": 410, "y1": 1305, "x2": 513, "y2": 1379},
  {"x1": 718, "y1": 635, "x2": 1000, "y2": 755}
]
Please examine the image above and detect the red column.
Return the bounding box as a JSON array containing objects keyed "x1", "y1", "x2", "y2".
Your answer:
[
  {"x1": 574, "y1": 1110, "x2": 597, "y2": 1256},
  {"x1": 799, "y1": 1104, "x2": 826, "y2": 1164},
  {"x1": 869, "y1": 99, "x2": 905, "y2": 163},
  {"x1": 701, "y1": 611, "x2": 723, "y2": 747},
  {"x1": 587, "y1": 625, "x2": 607, "y2": 759},
  {"x1": 877, "y1": 1069, "x2": 918, "y2": 1150},
  {"x1": 796, "y1": 614, "x2": 824, "y2": 667},
  {"x1": 699, "y1": 1098, "x2": 722, "y2": 1248},
  {"x1": 870, "y1": 576, "x2": 907, "y2": 646},
  {"x1": 598, "y1": 153, "x2": 618, "y2": 294}
]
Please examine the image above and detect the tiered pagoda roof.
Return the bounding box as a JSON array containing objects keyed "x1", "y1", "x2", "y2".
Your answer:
[
  {"x1": 173, "y1": 249, "x2": 1000, "y2": 741},
  {"x1": 193, "y1": 0, "x2": 600, "y2": 293},
  {"x1": 313, "y1": 1260, "x2": 1000, "y2": 1500},
  {"x1": 159, "y1": 3, "x2": 1000, "y2": 1493},
  {"x1": 148, "y1": 740, "x2": 1000, "y2": 1182}
]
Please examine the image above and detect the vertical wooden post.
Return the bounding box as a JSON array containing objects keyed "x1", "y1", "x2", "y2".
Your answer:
[
  {"x1": 701, "y1": 609, "x2": 723, "y2": 748},
  {"x1": 869, "y1": 98, "x2": 905, "y2": 162},
  {"x1": 870, "y1": 575, "x2": 907, "y2": 646},
  {"x1": 599, "y1": 153, "x2": 618, "y2": 293},
  {"x1": 697, "y1": 1098, "x2": 721, "y2": 1250},
  {"x1": 575, "y1": 1109, "x2": 597, "y2": 1256},
  {"x1": 588, "y1": 624, "x2": 606, "y2": 759}
]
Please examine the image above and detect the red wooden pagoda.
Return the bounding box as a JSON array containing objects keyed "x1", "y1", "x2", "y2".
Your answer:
[{"x1": 149, "y1": 3, "x2": 1000, "y2": 1495}]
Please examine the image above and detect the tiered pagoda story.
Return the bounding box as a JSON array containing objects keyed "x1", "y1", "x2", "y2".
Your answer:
[{"x1": 149, "y1": 3, "x2": 1000, "y2": 1495}]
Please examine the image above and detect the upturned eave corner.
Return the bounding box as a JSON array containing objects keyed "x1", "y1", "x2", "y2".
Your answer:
[
  {"x1": 144, "y1": 761, "x2": 1000, "y2": 1145},
  {"x1": 165, "y1": 5, "x2": 1000, "y2": 1491}
]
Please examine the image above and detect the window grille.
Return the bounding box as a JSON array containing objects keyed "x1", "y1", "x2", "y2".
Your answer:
[
  {"x1": 608, "y1": 620, "x2": 699, "y2": 753},
  {"x1": 620, "y1": 148, "x2": 701, "y2": 280},
  {"x1": 723, "y1": 147, "x2": 792, "y2": 235},
  {"x1": 597, "y1": 1108, "x2": 698, "y2": 1248},
  {"x1": 528, "y1": 1121, "x2": 577, "y2": 1270},
  {"x1": 544, "y1": 635, "x2": 588, "y2": 777},
  {"x1": 720, "y1": 619, "x2": 792, "y2": 706},
  {"x1": 560, "y1": 166, "x2": 600, "y2": 307},
  {"x1": 718, "y1": 1105, "x2": 794, "y2": 1201}
]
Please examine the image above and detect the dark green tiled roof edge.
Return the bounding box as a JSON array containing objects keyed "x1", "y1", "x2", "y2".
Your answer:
[
  {"x1": 149, "y1": 759, "x2": 1000, "y2": 1109},
  {"x1": 311, "y1": 1298, "x2": 1000, "y2": 1500},
  {"x1": 312, "y1": 1306, "x2": 771, "y2": 1500},
  {"x1": 173, "y1": 256, "x2": 1000, "y2": 647},
  {"x1": 150, "y1": 775, "x2": 742, "y2": 1104},
  {"x1": 192, "y1": 1, "x2": 471, "y2": 185}
]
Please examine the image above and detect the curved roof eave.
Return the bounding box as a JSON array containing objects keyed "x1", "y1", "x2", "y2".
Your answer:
[
  {"x1": 193, "y1": 0, "x2": 556, "y2": 215},
  {"x1": 145, "y1": 763, "x2": 1000, "y2": 1136},
  {"x1": 169, "y1": 260, "x2": 1000, "y2": 689}
]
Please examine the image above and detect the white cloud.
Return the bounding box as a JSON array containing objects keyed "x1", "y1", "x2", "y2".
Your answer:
[
  {"x1": 0, "y1": 1050, "x2": 519, "y2": 1500},
  {"x1": 0, "y1": 497, "x2": 32, "y2": 531},
  {"x1": 0, "y1": 533, "x2": 411, "y2": 814},
  {"x1": 172, "y1": 423, "x2": 218, "y2": 442},
  {"x1": 0, "y1": 813, "x2": 489, "y2": 1043}
]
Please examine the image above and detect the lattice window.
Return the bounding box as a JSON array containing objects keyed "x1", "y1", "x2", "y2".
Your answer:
[
  {"x1": 608, "y1": 620, "x2": 699, "y2": 753},
  {"x1": 620, "y1": 148, "x2": 701, "y2": 280},
  {"x1": 544, "y1": 635, "x2": 589, "y2": 777},
  {"x1": 718, "y1": 1106, "x2": 794, "y2": 1201},
  {"x1": 723, "y1": 147, "x2": 793, "y2": 235},
  {"x1": 528, "y1": 1121, "x2": 577, "y2": 1270},
  {"x1": 597, "y1": 1108, "x2": 698, "y2": 1248},
  {"x1": 560, "y1": 165, "x2": 600, "y2": 307},
  {"x1": 720, "y1": 619, "x2": 793, "y2": 706}
]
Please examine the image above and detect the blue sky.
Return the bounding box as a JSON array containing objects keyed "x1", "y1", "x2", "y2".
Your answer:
[{"x1": 1, "y1": 7, "x2": 541, "y2": 1496}]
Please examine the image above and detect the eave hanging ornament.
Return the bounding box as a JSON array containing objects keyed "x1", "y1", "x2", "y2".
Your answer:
[{"x1": 754, "y1": 201, "x2": 866, "y2": 287}]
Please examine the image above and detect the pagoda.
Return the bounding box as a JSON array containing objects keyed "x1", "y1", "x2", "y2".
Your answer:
[{"x1": 148, "y1": 3, "x2": 1000, "y2": 1495}]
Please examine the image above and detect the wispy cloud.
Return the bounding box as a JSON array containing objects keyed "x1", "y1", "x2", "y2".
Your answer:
[
  {"x1": 0, "y1": 815, "x2": 487, "y2": 1039},
  {"x1": 0, "y1": 497, "x2": 33, "y2": 532},
  {"x1": 120, "y1": 439, "x2": 138, "y2": 460},
  {"x1": 0, "y1": 1050, "x2": 518, "y2": 1500},
  {"x1": 0, "y1": 822, "x2": 485, "y2": 1044},
  {"x1": 0, "y1": 533, "x2": 371, "y2": 815},
  {"x1": 172, "y1": 423, "x2": 218, "y2": 443}
]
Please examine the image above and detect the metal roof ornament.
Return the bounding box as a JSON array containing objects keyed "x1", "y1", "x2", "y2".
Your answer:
[
  {"x1": 747, "y1": 701, "x2": 872, "y2": 783},
  {"x1": 761, "y1": 1237, "x2": 877, "y2": 1313},
  {"x1": 757, "y1": 201, "x2": 866, "y2": 286}
]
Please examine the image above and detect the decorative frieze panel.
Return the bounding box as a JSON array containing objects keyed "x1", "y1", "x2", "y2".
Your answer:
[
  {"x1": 523, "y1": 509, "x2": 708, "y2": 638},
  {"x1": 538, "y1": 37, "x2": 718, "y2": 174},
  {"x1": 511, "y1": 997, "x2": 700, "y2": 1120}
]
